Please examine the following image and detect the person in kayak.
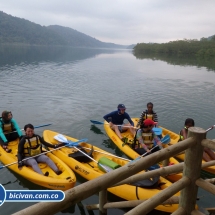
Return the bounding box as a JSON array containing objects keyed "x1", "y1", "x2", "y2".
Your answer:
[
  {"x1": 133, "y1": 119, "x2": 163, "y2": 155},
  {"x1": 0, "y1": 110, "x2": 22, "y2": 153},
  {"x1": 18, "y1": 123, "x2": 65, "y2": 176},
  {"x1": 137, "y1": 102, "x2": 158, "y2": 127},
  {"x1": 179, "y1": 118, "x2": 215, "y2": 161},
  {"x1": 103, "y1": 104, "x2": 135, "y2": 143}
]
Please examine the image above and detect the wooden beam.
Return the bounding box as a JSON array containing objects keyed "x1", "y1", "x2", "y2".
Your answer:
[
  {"x1": 171, "y1": 207, "x2": 187, "y2": 215},
  {"x1": 124, "y1": 177, "x2": 190, "y2": 215},
  {"x1": 196, "y1": 178, "x2": 215, "y2": 195},
  {"x1": 191, "y1": 209, "x2": 205, "y2": 215},
  {"x1": 201, "y1": 139, "x2": 215, "y2": 150}
]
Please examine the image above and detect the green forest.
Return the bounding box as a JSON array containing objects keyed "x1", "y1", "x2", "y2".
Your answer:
[{"x1": 133, "y1": 37, "x2": 215, "y2": 58}]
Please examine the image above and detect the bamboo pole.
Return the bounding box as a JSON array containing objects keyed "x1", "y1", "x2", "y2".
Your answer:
[
  {"x1": 171, "y1": 207, "x2": 187, "y2": 215},
  {"x1": 201, "y1": 139, "x2": 215, "y2": 150},
  {"x1": 179, "y1": 127, "x2": 206, "y2": 214},
  {"x1": 191, "y1": 210, "x2": 205, "y2": 215},
  {"x1": 196, "y1": 178, "x2": 215, "y2": 195},
  {"x1": 205, "y1": 178, "x2": 215, "y2": 184},
  {"x1": 124, "y1": 176, "x2": 191, "y2": 215},
  {"x1": 13, "y1": 137, "x2": 195, "y2": 215},
  {"x1": 86, "y1": 196, "x2": 180, "y2": 210},
  {"x1": 99, "y1": 189, "x2": 107, "y2": 215}
]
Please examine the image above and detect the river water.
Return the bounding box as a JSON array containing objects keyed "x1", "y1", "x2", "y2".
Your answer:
[{"x1": 0, "y1": 45, "x2": 215, "y2": 214}]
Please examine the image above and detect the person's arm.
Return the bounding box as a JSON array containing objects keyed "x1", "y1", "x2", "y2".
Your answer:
[
  {"x1": 181, "y1": 129, "x2": 188, "y2": 140},
  {"x1": 38, "y1": 135, "x2": 66, "y2": 148},
  {"x1": 125, "y1": 113, "x2": 134, "y2": 126},
  {"x1": 136, "y1": 111, "x2": 145, "y2": 127},
  {"x1": 17, "y1": 137, "x2": 25, "y2": 164},
  {"x1": 0, "y1": 123, "x2": 8, "y2": 143},
  {"x1": 103, "y1": 111, "x2": 114, "y2": 123},
  {"x1": 136, "y1": 130, "x2": 150, "y2": 152},
  {"x1": 153, "y1": 132, "x2": 163, "y2": 149},
  {"x1": 11, "y1": 119, "x2": 22, "y2": 137},
  {"x1": 153, "y1": 112, "x2": 158, "y2": 124}
]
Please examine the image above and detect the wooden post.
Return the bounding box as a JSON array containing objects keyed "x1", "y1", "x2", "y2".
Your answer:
[
  {"x1": 179, "y1": 127, "x2": 206, "y2": 214},
  {"x1": 99, "y1": 190, "x2": 107, "y2": 215},
  {"x1": 171, "y1": 207, "x2": 187, "y2": 215},
  {"x1": 196, "y1": 178, "x2": 215, "y2": 195},
  {"x1": 191, "y1": 210, "x2": 205, "y2": 215}
]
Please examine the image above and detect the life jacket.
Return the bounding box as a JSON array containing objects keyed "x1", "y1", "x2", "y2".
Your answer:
[
  {"x1": 178, "y1": 127, "x2": 187, "y2": 142},
  {"x1": 23, "y1": 135, "x2": 42, "y2": 157},
  {"x1": 0, "y1": 117, "x2": 14, "y2": 134},
  {"x1": 144, "y1": 110, "x2": 154, "y2": 121},
  {"x1": 132, "y1": 129, "x2": 154, "y2": 149}
]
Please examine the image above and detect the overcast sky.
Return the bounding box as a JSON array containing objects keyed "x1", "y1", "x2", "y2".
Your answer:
[{"x1": 1, "y1": 0, "x2": 215, "y2": 45}]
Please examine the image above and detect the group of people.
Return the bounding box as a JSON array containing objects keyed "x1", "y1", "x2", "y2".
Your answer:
[
  {"x1": 103, "y1": 103, "x2": 215, "y2": 161},
  {"x1": 0, "y1": 110, "x2": 65, "y2": 176}
]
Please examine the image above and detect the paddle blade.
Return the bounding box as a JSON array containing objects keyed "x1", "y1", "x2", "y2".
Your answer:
[
  {"x1": 67, "y1": 139, "x2": 88, "y2": 147},
  {"x1": 161, "y1": 135, "x2": 170, "y2": 144},
  {"x1": 90, "y1": 120, "x2": 104, "y2": 125},
  {"x1": 152, "y1": 127, "x2": 162, "y2": 135},
  {"x1": 54, "y1": 134, "x2": 69, "y2": 143}
]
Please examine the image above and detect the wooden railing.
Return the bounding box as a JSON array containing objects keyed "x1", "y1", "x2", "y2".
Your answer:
[{"x1": 13, "y1": 127, "x2": 215, "y2": 215}]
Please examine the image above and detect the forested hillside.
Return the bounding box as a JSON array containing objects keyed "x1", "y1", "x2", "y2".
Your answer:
[{"x1": 0, "y1": 11, "x2": 127, "y2": 48}]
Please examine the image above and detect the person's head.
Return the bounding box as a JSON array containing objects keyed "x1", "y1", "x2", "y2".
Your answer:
[
  {"x1": 141, "y1": 119, "x2": 156, "y2": 131},
  {"x1": 147, "y1": 102, "x2": 153, "y2": 113},
  {"x1": 184, "y1": 118, "x2": 195, "y2": 129},
  {"x1": 24, "y1": 124, "x2": 35, "y2": 137},
  {"x1": 117, "y1": 104, "x2": 126, "y2": 115},
  {"x1": 1, "y1": 110, "x2": 13, "y2": 123}
]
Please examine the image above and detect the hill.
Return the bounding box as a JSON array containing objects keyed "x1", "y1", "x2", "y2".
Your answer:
[{"x1": 0, "y1": 11, "x2": 128, "y2": 48}]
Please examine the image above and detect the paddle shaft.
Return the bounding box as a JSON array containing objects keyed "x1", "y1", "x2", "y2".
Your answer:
[
  {"x1": 206, "y1": 125, "x2": 215, "y2": 132},
  {"x1": 6, "y1": 124, "x2": 52, "y2": 134},
  {"x1": 0, "y1": 141, "x2": 69, "y2": 169}
]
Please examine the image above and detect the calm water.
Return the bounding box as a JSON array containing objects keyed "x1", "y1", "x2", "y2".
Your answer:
[{"x1": 0, "y1": 45, "x2": 215, "y2": 214}]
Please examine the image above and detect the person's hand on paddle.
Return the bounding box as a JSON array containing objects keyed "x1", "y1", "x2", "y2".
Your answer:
[
  {"x1": 18, "y1": 161, "x2": 23, "y2": 170},
  {"x1": 157, "y1": 141, "x2": 163, "y2": 149},
  {"x1": 55, "y1": 142, "x2": 67, "y2": 148}
]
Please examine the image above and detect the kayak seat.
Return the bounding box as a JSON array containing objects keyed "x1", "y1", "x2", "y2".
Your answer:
[
  {"x1": 68, "y1": 146, "x2": 94, "y2": 163},
  {"x1": 98, "y1": 157, "x2": 121, "y2": 170}
]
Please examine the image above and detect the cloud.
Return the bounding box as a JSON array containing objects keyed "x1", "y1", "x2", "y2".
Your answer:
[{"x1": 0, "y1": 0, "x2": 215, "y2": 45}]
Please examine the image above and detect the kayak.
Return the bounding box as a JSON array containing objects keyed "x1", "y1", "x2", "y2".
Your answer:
[
  {"x1": 43, "y1": 129, "x2": 180, "y2": 213},
  {"x1": 0, "y1": 138, "x2": 76, "y2": 190},
  {"x1": 161, "y1": 126, "x2": 215, "y2": 175},
  {"x1": 103, "y1": 118, "x2": 183, "y2": 182}
]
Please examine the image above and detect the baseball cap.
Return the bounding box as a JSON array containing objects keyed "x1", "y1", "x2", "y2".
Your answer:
[
  {"x1": 144, "y1": 119, "x2": 157, "y2": 126},
  {"x1": 117, "y1": 104, "x2": 126, "y2": 109}
]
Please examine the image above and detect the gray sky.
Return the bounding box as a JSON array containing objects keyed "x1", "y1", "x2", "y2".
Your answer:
[{"x1": 1, "y1": 0, "x2": 215, "y2": 45}]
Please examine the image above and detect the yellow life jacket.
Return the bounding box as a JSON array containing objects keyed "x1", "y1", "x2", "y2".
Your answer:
[
  {"x1": 141, "y1": 132, "x2": 154, "y2": 149},
  {"x1": 2, "y1": 122, "x2": 14, "y2": 133},
  {"x1": 24, "y1": 136, "x2": 42, "y2": 157},
  {"x1": 144, "y1": 113, "x2": 153, "y2": 120}
]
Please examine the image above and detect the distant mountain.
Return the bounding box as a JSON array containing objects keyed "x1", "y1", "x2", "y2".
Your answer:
[{"x1": 0, "y1": 11, "x2": 130, "y2": 48}]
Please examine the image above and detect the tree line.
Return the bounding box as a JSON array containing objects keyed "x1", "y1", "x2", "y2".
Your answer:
[{"x1": 133, "y1": 37, "x2": 215, "y2": 58}]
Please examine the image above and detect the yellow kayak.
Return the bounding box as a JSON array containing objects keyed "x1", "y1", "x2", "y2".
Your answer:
[
  {"x1": 43, "y1": 130, "x2": 180, "y2": 213},
  {"x1": 0, "y1": 138, "x2": 76, "y2": 190},
  {"x1": 161, "y1": 126, "x2": 215, "y2": 175},
  {"x1": 103, "y1": 118, "x2": 183, "y2": 182}
]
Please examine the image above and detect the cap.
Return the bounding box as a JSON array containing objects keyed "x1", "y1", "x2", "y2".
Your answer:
[
  {"x1": 144, "y1": 119, "x2": 157, "y2": 126},
  {"x1": 117, "y1": 104, "x2": 126, "y2": 109}
]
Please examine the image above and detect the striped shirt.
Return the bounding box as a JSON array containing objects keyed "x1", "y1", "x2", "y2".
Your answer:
[{"x1": 137, "y1": 110, "x2": 158, "y2": 127}]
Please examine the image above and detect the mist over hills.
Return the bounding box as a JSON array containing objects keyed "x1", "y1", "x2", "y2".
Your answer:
[{"x1": 0, "y1": 11, "x2": 133, "y2": 49}]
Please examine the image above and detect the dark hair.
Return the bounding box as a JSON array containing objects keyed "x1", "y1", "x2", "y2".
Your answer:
[
  {"x1": 147, "y1": 102, "x2": 153, "y2": 107},
  {"x1": 24, "y1": 123, "x2": 34, "y2": 131},
  {"x1": 184, "y1": 118, "x2": 195, "y2": 127}
]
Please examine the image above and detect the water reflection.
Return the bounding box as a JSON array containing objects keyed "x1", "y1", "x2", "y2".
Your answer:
[
  {"x1": 134, "y1": 52, "x2": 215, "y2": 72},
  {"x1": 0, "y1": 45, "x2": 125, "y2": 67},
  {"x1": 90, "y1": 125, "x2": 104, "y2": 135}
]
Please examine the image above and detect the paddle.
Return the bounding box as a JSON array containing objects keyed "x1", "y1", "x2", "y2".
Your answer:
[
  {"x1": 54, "y1": 134, "x2": 112, "y2": 173},
  {"x1": 206, "y1": 125, "x2": 215, "y2": 132},
  {"x1": 8, "y1": 123, "x2": 52, "y2": 134},
  {"x1": 0, "y1": 138, "x2": 85, "y2": 170},
  {"x1": 90, "y1": 120, "x2": 162, "y2": 135}
]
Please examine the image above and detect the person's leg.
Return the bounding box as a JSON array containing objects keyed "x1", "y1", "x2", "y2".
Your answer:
[
  {"x1": 5, "y1": 132, "x2": 19, "y2": 142},
  {"x1": 123, "y1": 123, "x2": 135, "y2": 136},
  {"x1": 36, "y1": 155, "x2": 61, "y2": 174},
  {"x1": 24, "y1": 158, "x2": 44, "y2": 174},
  {"x1": 110, "y1": 125, "x2": 123, "y2": 139}
]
